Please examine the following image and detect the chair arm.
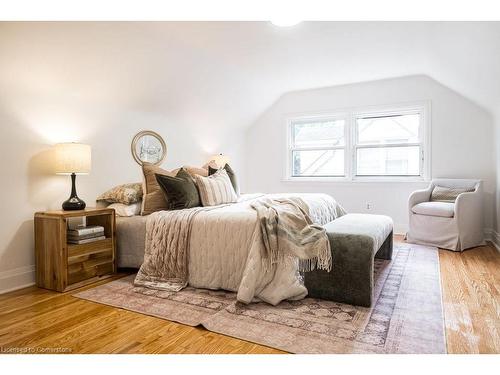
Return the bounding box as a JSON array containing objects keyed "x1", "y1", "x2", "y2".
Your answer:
[
  {"x1": 455, "y1": 190, "x2": 484, "y2": 248},
  {"x1": 408, "y1": 188, "x2": 432, "y2": 211},
  {"x1": 455, "y1": 191, "x2": 483, "y2": 224}
]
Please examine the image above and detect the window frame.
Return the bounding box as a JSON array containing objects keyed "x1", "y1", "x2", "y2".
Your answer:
[
  {"x1": 285, "y1": 103, "x2": 431, "y2": 182},
  {"x1": 287, "y1": 113, "x2": 350, "y2": 180}
]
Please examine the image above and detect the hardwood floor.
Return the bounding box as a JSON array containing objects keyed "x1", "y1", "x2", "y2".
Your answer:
[
  {"x1": 439, "y1": 243, "x2": 499, "y2": 354},
  {"x1": 0, "y1": 239, "x2": 498, "y2": 354}
]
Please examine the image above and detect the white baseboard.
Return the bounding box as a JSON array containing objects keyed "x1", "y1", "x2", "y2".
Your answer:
[
  {"x1": 484, "y1": 228, "x2": 500, "y2": 252},
  {"x1": 0, "y1": 265, "x2": 35, "y2": 294}
]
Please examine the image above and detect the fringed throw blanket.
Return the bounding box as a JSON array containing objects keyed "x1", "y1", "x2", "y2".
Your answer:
[
  {"x1": 134, "y1": 207, "x2": 208, "y2": 291},
  {"x1": 251, "y1": 197, "x2": 332, "y2": 273}
]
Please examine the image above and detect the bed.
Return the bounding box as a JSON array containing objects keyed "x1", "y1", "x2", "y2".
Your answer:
[{"x1": 116, "y1": 193, "x2": 346, "y2": 305}]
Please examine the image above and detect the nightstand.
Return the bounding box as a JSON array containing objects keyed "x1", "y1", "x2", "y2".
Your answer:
[{"x1": 34, "y1": 208, "x2": 116, "y2": 292}]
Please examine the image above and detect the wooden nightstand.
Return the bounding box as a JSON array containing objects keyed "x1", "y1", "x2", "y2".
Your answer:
[{"x1": 34, "y1": 208, "x2": 116, "y2": 292}]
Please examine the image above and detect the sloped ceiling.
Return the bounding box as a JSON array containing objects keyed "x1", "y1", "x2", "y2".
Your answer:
[{"x1": 1, "y1": 21, "x2": 499, "y2": 132}]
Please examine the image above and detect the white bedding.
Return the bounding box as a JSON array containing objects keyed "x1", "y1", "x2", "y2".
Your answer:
[
  {"x1": 186, "y1": 193, "x2": 345, "y2": 305},
  {"x1": 118, "y1": 193, "x2": 345, "y2": 305}
]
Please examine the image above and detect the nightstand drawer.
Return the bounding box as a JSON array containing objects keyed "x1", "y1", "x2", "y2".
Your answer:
[
  {"x1": 68, "y1": 261, "x2": 114, "y2": 285},
  {"x1": 68, "y1": 247, "x2": 113, "y2": 268},
  {"x1": 67, "y1": 238, "x2": 113, "y2": 259}
]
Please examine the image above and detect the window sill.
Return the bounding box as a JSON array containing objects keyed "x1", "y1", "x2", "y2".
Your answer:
[{"x1": 282, "y1": 177, "x2": 430, "y2": 184}]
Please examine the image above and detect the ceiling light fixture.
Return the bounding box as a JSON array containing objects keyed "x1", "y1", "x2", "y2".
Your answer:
[{"x1": 270, "y1": 19, "x2": 302, "y2": 27}]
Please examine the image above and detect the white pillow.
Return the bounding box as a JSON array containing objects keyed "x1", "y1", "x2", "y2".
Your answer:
[
  {"x1": 194, "y1": 169, "x2": 237, "y2": 206},
  {"x1": 108, "y1": 202, "x2": 142, "y2": 217}
]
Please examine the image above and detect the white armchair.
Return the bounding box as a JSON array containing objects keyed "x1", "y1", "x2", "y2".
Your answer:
[{"x1": 406, "y1": 179, "x2": 484, "y2": 251}]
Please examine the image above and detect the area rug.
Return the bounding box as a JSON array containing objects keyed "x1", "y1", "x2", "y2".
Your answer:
[{"x1": 74, "y1": 243, "x2": 446, "y2": 353}]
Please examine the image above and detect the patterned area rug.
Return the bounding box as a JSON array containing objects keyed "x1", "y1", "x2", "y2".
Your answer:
[{"x1": 74, "y1": 244, "x2": 446, "y2": 353}]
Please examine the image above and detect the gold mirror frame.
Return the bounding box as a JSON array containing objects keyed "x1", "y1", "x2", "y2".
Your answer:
[{"x1": 131, "y1": 130, "x2": 167, "y2": 166}]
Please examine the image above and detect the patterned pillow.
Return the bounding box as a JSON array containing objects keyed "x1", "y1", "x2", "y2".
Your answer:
[
  {"x1": 430, "y1": 186, "x2": 474, "y2": 203},
  {"x1": 194, "y1": 169, "x2": 237, "y2": 206},
  {"x1": 97, "y1": 183, "x2": 143, "y2": 205}
]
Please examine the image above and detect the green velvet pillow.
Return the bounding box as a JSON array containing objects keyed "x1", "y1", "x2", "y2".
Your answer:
[
  {"x1": 155, "y1": 168, "x2": 201, "y2": 210},
  {"x1": 208, "y1": 163, "x2": 239, "y2": 195}
]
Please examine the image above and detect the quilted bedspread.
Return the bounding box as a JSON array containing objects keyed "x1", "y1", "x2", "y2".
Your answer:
[{"x1": 185, "y1": 193, "x2": 346, "y2": 305}]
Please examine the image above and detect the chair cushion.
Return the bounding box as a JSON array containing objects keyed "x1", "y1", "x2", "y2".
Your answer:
[{"x1": 412, "y1": 201, "x2": 455, "y2": 218}]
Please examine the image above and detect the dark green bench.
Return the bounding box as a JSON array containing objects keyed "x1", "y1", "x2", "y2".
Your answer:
[{"x1": 304, "y1": 213, "x2": 394, "y2": 307}]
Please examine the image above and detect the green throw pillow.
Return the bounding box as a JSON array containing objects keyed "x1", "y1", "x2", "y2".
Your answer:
[
  {"x1": 155, "y1": 168, "x2": 201, "y2": 210},
  {"x1": 208, "y1": 163, "x2": 239, "y2": 195}
]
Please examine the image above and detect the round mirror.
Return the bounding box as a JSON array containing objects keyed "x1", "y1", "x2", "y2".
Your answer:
[{"x1": 131, "y1": 130, "x2": 167, "y2": 166}]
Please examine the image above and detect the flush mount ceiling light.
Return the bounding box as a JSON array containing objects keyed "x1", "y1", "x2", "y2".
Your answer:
[{"x1": 270, "y1": 19, "x2": 302, "y2": 27}]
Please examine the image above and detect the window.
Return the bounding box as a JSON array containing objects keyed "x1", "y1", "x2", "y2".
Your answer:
[
  {"x1": 354, "y1": 111, "x2": 422, "y2": 176},
  {"x1": 289, "y1": 117, "x2": 346, "y2": 177},
  {"x1": 287, "y1": 105, "x2": 429, "y2": 180}
]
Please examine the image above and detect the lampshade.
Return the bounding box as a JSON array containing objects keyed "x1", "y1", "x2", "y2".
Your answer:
[
  {"x1": 210, "y1": 153, "x2": 229, "y2": 168},
  {"x1": 54, "y1": 143, "x2": 91, "y2": 175}
]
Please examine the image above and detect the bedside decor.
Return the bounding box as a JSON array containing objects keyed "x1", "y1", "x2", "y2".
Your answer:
[
  {"x1": 131, "y1": 130, "x2": 167, "y2": 166},
  {"x1": 54, "y1": 143, "x2": 91, "y2": 211},
  {"x1": 34, "y1": 208, "x2": 116, "y2": 292},
  {"x1": 209, "y1": 153, "x2": 229, "y2": 168}
]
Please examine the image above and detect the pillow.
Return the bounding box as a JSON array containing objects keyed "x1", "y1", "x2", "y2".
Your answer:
[
  {"x1": 155, "y1": 168, "x2": 201, "y2": 210},
  {"x1": 430, "y1": 185, "x2": 474, "y2": 203},
  {"x1": 208, "y1": 163, "x2": 239, "y2": 196},
  {"x1": 141, "y1": 163, "x2": 179, "y2": 215},
  {"x1": 108, "y1": 202, "x2": 142, "y2": 217},
  {"x1": 184, "y1": 166, "x2": 209, "y2": 178},
  {"x1": 97, "y1": 183, "x2": 143, "y2": 205},
  {"x1": 194, "y1": 169, "x2": 237, "y2": 206}
]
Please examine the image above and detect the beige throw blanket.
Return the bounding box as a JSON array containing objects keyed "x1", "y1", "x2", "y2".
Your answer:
[
  {"x1": 251, "y1": 197, "x2": 332, "y2": 273},
  {"x1": 134, "y1": 195, "x2": 336, "y2": 300},
  {"x1": 134, "y1": 207, "x2": 208, "y2": 291}
]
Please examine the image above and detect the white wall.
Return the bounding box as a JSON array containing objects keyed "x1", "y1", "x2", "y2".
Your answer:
[
  {"x1": 245, "y1": 75, "x2": 496, "y2": 235},
  {"x1": 0, "y1": 22, "x2": 251, "y2": 292},
  {"x1": 0, "y1": 87, "x2": 245, "y2": 295},
  {"x1": 1, "y1": 22, "x2": 498, "y2": 293}
]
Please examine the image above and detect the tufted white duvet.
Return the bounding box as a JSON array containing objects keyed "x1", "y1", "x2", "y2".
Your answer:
[{"x1": 185, "y1": 193, "x2": 346, "y2": 305}]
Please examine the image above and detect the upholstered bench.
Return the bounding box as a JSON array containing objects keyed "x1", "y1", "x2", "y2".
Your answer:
[{"x1": 304, "y1": 213, "x2": 394, "y2": 307}]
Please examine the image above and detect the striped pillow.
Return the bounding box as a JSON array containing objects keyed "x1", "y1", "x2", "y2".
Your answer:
[
  {"x1": 430, "y1": 186, "x2": 474, "y2": 203},
  {"x1": 194, "y1": 169, "x2": 237, "y2": 206}
]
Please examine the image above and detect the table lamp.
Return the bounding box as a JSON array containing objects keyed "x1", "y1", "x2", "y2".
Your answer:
[
  {"x1": 54, "y1": 143, "x2": 91, "y2": 211},
  {"x1": 210, "y1": 153, "x2": 230, "y2": 168}
]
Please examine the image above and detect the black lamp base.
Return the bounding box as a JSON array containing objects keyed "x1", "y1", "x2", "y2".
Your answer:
[
  {"x1": 62, "y1": 196, "x2": 86, "y2": 211},
  {"x1": 62, "y1": 173, "x2": 86, "y2": 211}
]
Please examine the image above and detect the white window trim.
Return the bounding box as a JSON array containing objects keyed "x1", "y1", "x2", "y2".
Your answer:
[
  {"x1": 287, "y1": 113, "x2": 349, "y2": 179},
  {"x1": 284, "y1": 102, "x2": 431, "y2": 183}
]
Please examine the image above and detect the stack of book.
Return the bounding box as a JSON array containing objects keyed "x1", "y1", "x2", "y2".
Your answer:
[{"x1": 67, "y1": 225, "x2": 106, "y2": 245}]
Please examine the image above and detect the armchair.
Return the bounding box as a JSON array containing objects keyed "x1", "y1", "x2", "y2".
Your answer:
[{"x1": 406, "y1": 179, "x2": 484, "y2": 251}]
